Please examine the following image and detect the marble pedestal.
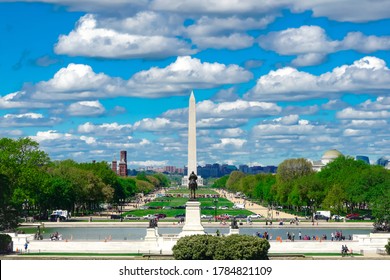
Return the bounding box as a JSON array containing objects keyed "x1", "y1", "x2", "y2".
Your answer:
[
  {"x1": 179, "y1": 201, "x2": 205, "y2": 237},
  {"x1": 144, "y1": 228, "x2": 159, "y2": 242},
  {"x1": 228, "y1": 228, "x2": 240, "y2": 235}
]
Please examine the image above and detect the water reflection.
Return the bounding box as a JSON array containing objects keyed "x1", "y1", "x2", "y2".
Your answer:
[{"x1": 41, "y1": 227, "x2": 371, "y2": 241}]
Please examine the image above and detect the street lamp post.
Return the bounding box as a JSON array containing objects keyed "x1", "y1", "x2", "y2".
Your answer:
[
  {"x1": 213, "y1": 198, "x2": 218, "y2": 222},
  {"x1": 119, "y1": 198, "x2": 124, "y2": 222}
]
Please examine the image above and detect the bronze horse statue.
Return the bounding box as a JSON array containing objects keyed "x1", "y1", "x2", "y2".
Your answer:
[{"x1": 188, "y1": 171, "x2": 198, "y2": 200}]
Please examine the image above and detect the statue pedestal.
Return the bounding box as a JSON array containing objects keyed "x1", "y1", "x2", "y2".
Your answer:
[
  {"x1": 179, "y1": 201, "x2": 205, "y2": 237},
  {"x1": 144, "y1": 228, "x2": 159, "y2": 242},
  {"x1": 228, "y1": 227, "x2": 240, "y2": 235}
]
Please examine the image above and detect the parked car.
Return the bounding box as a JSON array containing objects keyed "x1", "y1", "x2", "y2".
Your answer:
[
  {"x1": 155, "y1": 213, "x2": 167, "y2": 219},
  {"x1": 346, "y1": 213, "x2": 362, "y2": 220},
  {"x1": 331, "y1": 215, "x2": 345, "y2": 221},
  {"x1": 143, "y1": 214, "x2": 156, "y2": 220},
  {"x1": 201, "y1": 214, "x2": 213, "y2": 219},
  {"x1": 348, "y1": 214, "x2": 363, "y2": 220},
  {"x1": 248, "y1": 214, "x2": 262, "y2": 219},
  {"x1": 218, "y1": 206, "x2": 229, "y2": 210},
  {"x1": 124, "y1": 215, "x2": 140, "y2": 220},
  {"x1": 110, "y1": 214, "x2": 122, "y2": 220},
  {"x1": 174, "y1": 214, "x2": 185, "y2": 218},
  {"x1": 362, "y1": 214, "x2": 374, "y2": 220},
  {"x1": 234, "y1": 214, "x2": 248, "y2": 219},
  {"x1": 314, "y1": 214, "x2": 329, "y2": 220},
  {"x1": 49, "y1": 214, "x2": 67, "y2": 222},
  {"x1": 162, "y1": 206, "x2": 172, "y2": 209},
  {"x1": 215, "y1": 215, "x2": 229, "y2": 221}
]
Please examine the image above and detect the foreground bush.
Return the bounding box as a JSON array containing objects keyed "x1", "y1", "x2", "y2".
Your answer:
[
  {"x1": 172, "y1": 234, "x2": 270, "y2": 260},
  {"x1": 214, "y1": 234, "x2": 270, "y2": 260},
  {"x1": 0, "y1": 234, "x2": 12, "y2": 253},
  {"x1": 172, "y1": 235, "x2": 218, "y2": 260}
]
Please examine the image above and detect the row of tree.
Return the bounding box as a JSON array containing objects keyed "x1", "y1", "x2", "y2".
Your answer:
[
  {"x1": 0, "y1": 138, "x2": 169, "y2": 231},
  {"x1": 213, "y1": 157, "x2": 390, "y2": 225}
]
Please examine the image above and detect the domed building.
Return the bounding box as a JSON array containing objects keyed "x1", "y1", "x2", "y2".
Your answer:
[{"x1": 312, "y1": 149, "x2": 343, "y2": 171}]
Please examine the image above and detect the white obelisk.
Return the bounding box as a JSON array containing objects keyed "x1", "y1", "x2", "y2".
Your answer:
[
  {"x1": 188, "y1": 91, "x2": 197, "y2": 176},
  {"x1": 182, "y1": 91, "x2": 203, "y2": 186}
]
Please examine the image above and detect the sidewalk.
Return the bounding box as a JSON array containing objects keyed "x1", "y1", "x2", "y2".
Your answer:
[{"x1": 215, "y1": 189, "x2": 301, "y2": 220}]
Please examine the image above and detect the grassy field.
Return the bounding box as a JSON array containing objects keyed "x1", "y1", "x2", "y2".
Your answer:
[
  {"x1": 124, "y1": 196, "x2": 253, "y2": 218},
  {"x1": 166, "y1": 188, "x2": 218, "y2": 195}
]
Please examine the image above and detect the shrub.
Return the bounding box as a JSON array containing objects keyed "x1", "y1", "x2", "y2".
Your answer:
[
  {"x1": 172, "y1": 234, "x2": 270, "y2": 260},
  {"x1": 0, "y1": 234, "x2": 12, "y2": 253},
  {"x1": 385, "y1": 239, "x2": 390, "y2": 255},
  {"x1": 214, "y1": 235, "x2": 270, "y2": 260},
  {"x1": 172, "y1": 235, "x2": 219, "y2": 260}
]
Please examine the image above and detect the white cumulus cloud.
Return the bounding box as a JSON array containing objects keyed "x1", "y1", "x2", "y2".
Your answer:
[
  {"x1": 246, "y1": 56, "x2": 390, "y2": 101},
  {"x1": 67, "y1": 100, "x2": 106, "y2": 116},
  {"x1": 55, "y1": 14, "x2": 195, "y2": 59},
  {"x1": 78, "y1": 122, "x2": 132, "y2": 135}
]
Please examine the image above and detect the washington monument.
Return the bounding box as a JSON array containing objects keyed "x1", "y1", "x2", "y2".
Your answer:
[{"x1": 182, "y1": 91, "x2": 203, "y2": 186}]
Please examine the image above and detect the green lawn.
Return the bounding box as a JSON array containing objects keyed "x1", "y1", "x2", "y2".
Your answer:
[
  {"x1": 167, "y1": 187, "x2": 218, "y2": 195},
  {"x1": 124, "y1": 196, "x2": 253, "y2": 217}
]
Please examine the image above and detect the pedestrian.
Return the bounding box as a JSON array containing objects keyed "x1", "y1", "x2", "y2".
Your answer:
[
  {"x1": 24, "y1": 242, "x2": 28, "y2": 252},
  {"x1": 299, "y1": 231, "x2": 302, "y2": 240},
  {"x1": 292, "y1": 232, "x2": 295, "y2": 242}
]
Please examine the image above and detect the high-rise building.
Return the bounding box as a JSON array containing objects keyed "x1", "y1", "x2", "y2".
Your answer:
[
  {"x1": 377, "y1": 156, "x2": 389, "y2": 166},
  {"x1": 356, "y1": 155, "x2": 370, "y2": 164}
]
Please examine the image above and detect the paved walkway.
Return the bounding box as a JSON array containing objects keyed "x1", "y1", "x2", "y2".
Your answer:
[{"x1": 215, "y1": 189, "x2": 300, "y2": 220}]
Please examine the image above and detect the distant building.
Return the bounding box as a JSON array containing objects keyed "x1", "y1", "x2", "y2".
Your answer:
[
  {"x1": 377, "y1": 156, "x2": 389, "y2": 167},
  {"x1": 118, "y1": 150, "x2": 128, "y2": 176},
  {"x1": 356, "y1": 155, "x2": 370, "y2": 164},
  {"x1": 111, "y1": 160, "x2": 117, "y2": 174},
  {"x1": 312, "y1": 149, "x2": 343, "y2": 171}
]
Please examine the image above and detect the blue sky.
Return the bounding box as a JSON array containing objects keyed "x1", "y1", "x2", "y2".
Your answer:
[{"x1": 1, "y1": 0, "x2": 390, "y2": 168}]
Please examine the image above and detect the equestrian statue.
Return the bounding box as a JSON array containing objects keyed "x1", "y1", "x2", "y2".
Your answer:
[{"x1": 188, "y1": 171, "x2": 198, "y2": 200}]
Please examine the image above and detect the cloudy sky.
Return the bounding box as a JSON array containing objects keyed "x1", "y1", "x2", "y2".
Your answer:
[{"x1": 1, "y1": 0, "x2": 390, "y2": 168}]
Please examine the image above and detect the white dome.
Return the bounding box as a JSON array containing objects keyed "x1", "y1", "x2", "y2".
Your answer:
[{"x1": 322, "y1": 149, "x2": 343, "y2": 164}]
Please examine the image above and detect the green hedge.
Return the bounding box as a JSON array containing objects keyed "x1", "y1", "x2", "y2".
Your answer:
[
  {"x1": 172, "y1": 234, "x2": 270, "y2": 260},
  {"x1": 385, "y1": 239, "x2": 390, "y2": 255},
  {"x1": 0, "y1": 234, "x2": 12, "y2": 253}
]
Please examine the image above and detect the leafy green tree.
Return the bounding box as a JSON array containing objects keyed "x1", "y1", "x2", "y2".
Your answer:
[
  {"x1": 277, "y1": 158, "x2": 313, "y2": 184},
  {"x1": 211, "y1": 175, "x2": 229, "y2": 189},
  {"x1": 0, "y1": 138, "x2": 49, "y2": 221},
  {"x1": 135, "y1": 179, "x2": 154, "y2": 195},
  {"x1": 372, "y1": 187, "x2": 390, "y2": 230},
  {"x1": 226, "y1": 171, "x2": 245, "y2": 192},
  {"x1": 322, "y1": 183, "x2": 346, "y2": 215},
  {"x1": 239, "y1": 175, "x2": 257, "y2": 197},
  {"x1": 0, "y1": 174, "x2": 19, "y2": 231},
  {"x1": 275, "y1": 158, "x2": 313, "y2": 205},
  {"x1": 153, "y1": 173, "x2": 170, "y2": 188},
  {"x1": 117, "y1": 177, "x2": 135, "y2": 196},
  {"x1": 319, "y1": 156, "x2": 371, "y2": 212}
]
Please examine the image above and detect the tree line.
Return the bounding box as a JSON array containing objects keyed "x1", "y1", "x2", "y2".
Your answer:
[
  {"x1": 0, "y1": 138, "x2": 169, "y2": 230},
  {"x1": 212, "y1": 157, "x2": 390, "y2": 225}
]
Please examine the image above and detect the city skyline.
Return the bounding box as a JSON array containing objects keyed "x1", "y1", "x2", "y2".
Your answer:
[{"x1": 1, "y1": 1, "x2": 390, "y2": 167}]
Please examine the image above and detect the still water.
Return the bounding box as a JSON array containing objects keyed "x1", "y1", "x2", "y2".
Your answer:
[{"x1": 42, "y1": 227, "x2": 371, "y2": 241}]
